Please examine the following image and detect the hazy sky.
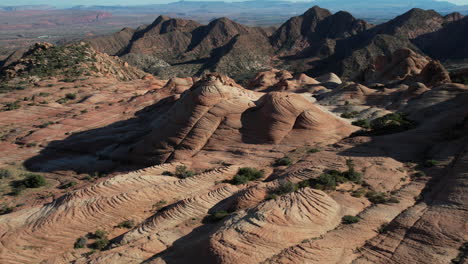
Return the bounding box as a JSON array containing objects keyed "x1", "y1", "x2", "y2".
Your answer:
[{"x1": 1, "y1": 0, "x2": 468, "y2": 7}]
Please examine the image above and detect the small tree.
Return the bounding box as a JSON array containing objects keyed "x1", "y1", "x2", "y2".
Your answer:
[{"x1": 117, "y1": 220, "x2": 135, "y2": 229}]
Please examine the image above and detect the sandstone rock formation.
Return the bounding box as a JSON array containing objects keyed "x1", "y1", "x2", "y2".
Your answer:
[
  {"x1": 363, "y1": 48, "x2": 451, "y2": 86},
  {"x1": 109, "y1": 73, "x2": 355, "y2": 165}
]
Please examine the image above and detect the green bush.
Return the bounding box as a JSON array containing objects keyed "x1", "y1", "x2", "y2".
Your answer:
[
  {"x1": 365, "y1": 191, "x2": 399, "y2": 204},
  {"x1": 23, "y1": 174, "x2": 47, "y2": 188},
  {"x1": 117, "y1": 220, "x2": 135, "y2": 229},
  {"x1": 0, "y1": 206, "x2": 14, "y2": 215},
  {"x1": 365, "y1": 191, "x2": 387, "y2": 204},
  {"x1": 352, "y1": 113, "x2": 415, "y2": 135},
  {"x1": 74, "y1": 237, "x2": 87, "y2": 249},
  {"x1": 268, "y1": 181, "x2": 298, "y2": 197},
  {"x1": 65, "y1": 93, "x2": 76, "y2": 100},
  {"x1": 343, "y1": 159, "x2": 362, "y2": 183},
  {"x1": 351, "y1": 188, "x2": 367, "y2": 198},
  {"x1": 4, "y1": 101, "x2": 20, "y2": 111},
  {"x1": 265, "y1": 193, "x2": 278, "y2": 200},
  {"x1": 377, "y1": 223, "x2": 388, "y2": 234},
  {"x1": 274, "y1": 157, "x2": 293, "y2": 167},
  {"x1": 369, "y1": 113, "x2": 415, "y2": 135},
  {"x1": 229, "y1": 167, "x2": 264, "y2": 185},
  {"x1": 153, "y1": 200, "x2": 167, "y2": 211},
  {"x1": 174, "y1": 165, "x2": 195, "y2": 179},
  {"x1": 38, "y1": 121, "x2": 54, "y2": 128},
  {"x1": 306, "y1": 148, "x2": 321, "y2": 153},
  {"x1": 305, "y1": 160, "x2": 363, "y2": 191},
  {"x1": 60, "y1": 181, "x2": 77, "y2": 189},
  {"x1": 211, "y1": 210, "x2": 230, "y2": 221},
  {"x1": 341, "y1": 111, "x2": 359, "y2": 119},
  {"x1": 9, "y1": 173, "x2": 46, "y2": 195},
  {"x1": 424, "y1": 160, "x2": 439, "y2": 168},
  {"x1": 342, "y1": 215, "x2": 360, "y2": 224},
  {"x1": 312, "y1": 173, "x2": 338, "y2": 190},
  {"x1": 92, "y1": 230, "x2": 107, "y2": 239},
  {"x1": 352, "y1": 119, "x2": 371, "y2": 129},
  {"x1": 0, "y1": 168, "x2": 13, "y2": 179},
  {"x1": 91, "y1": 238, "x2": 109, "y2": 250}
]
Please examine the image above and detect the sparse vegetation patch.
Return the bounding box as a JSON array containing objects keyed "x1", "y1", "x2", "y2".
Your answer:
[{"x1": 228, "y1": 167, "x2": 264, "y2": 185}]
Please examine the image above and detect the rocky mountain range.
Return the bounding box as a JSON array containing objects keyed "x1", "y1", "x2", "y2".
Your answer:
[
  {"x1": 0, "y1": 4, "x2": 467, "y2": 264},
  {"x1": 85, "y1": 6, "x2": 467, "y2": 83}
]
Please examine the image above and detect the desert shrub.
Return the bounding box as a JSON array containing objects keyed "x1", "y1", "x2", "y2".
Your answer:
[
  {"x1": 365, "y1": 191, "x2": 388, "y2": 204},
  {"x1": 205, "y1": 210, "x2": 230, "y2": 222},
  {"x1": 342, "y1": 215, "x2": 360, "y2": 224},
  {"x1": 174, "y1": 165, "x2": 195, "y2": 179},
  {"x1": 92, "y1": 230, "x2": 107, "y2": 240},
  {"x1": 0, "y1": 206, "x2": 14, "y2": 215},
  {"x1": 4, "y1": 101, "x2": 20, "y2": 111},
  {"x1": 117, "y1": 220, "x2": 135, "y2": 229},
  {"x1": 352, "y1": 113, "x2": 415, "y2": 135},
  {"x1": 309, "y1": 161, "x2": 361, "y2": 191},
  {"x1": 424, "y1": 160, "x2": 439, "y2": 168},
  {"x1": 0, "y1": 168, "x2": 13, "y2": 179},
  {"x1": 60, "y1": 181, "x2": 77, "y2": 189},
  {"x1": 229, "y1": 167, "x2": 264, "y2": 185},
  {"x1": 297, "y1": 180, "x2": 310, "y2": 189},
  {"x1": 307, "y1": 148, "x2": 321, "y2": 153},
  {"x1": 65, "y1": 93, "x2": 76, "y2": 100},
  {"x1": 274, "y1": 156, "x2": 293, "y2": 167},
  {"x1": 378, "y1": 223, "x2": 388, "y2": 234},
  {"x1": 83, "y1": 175, "x2": 94, "y2": 181},
  {"x1": 91, "y1": 238, "x2": 109, "y2": 250},
  {"x1": 74, "y1": 237, "x2": 87, "y2": 249},
  {"x1": 352, "y1": 119, "x2": 371, "y2": 129},
  {"x1": 341, "y1": 111, "x2": 359, "y2": 119},
  {"x1": 265, "y1": 193, "x2": 278, "y2": 200},
  {"x1": 365, "y1": 191, "x2": 399, "y2": 204},
  {"x1": 351, "y1": 188, "x2": 367, "y2": 198},
  {"x1": 268, "y1": 181, "x2": 298, "y2": 198},
  {"x1": 38, "y1": 121, "x2": 54, "y2": 128},
  {"x1": 22, "y1": 174, "x2": 46, "y2": 188},
  {"x1": 162, "y1": 170, "x2": 173, "y2": 176},
  {"x1": 369, "y1": 113, "x2": 415, "y2": 135},
  {"x1": 213, "y1": 210, "x2": 229, "y2": 221},
  {"x1": 89, "y1": 171, "x2": 107, "y2": 178},
  {"x1": 311, "y1": 173, "x2": 338, "y2": 190},
  {"x1": 56, "y1": 98, "x2": 68, "y2": 104},
  {"x1": 153, "y1": 200, "x2": 167, "y2": 211},
  {"x1": 343, "y1": 159, "x2": 362, "y2": 183}
]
